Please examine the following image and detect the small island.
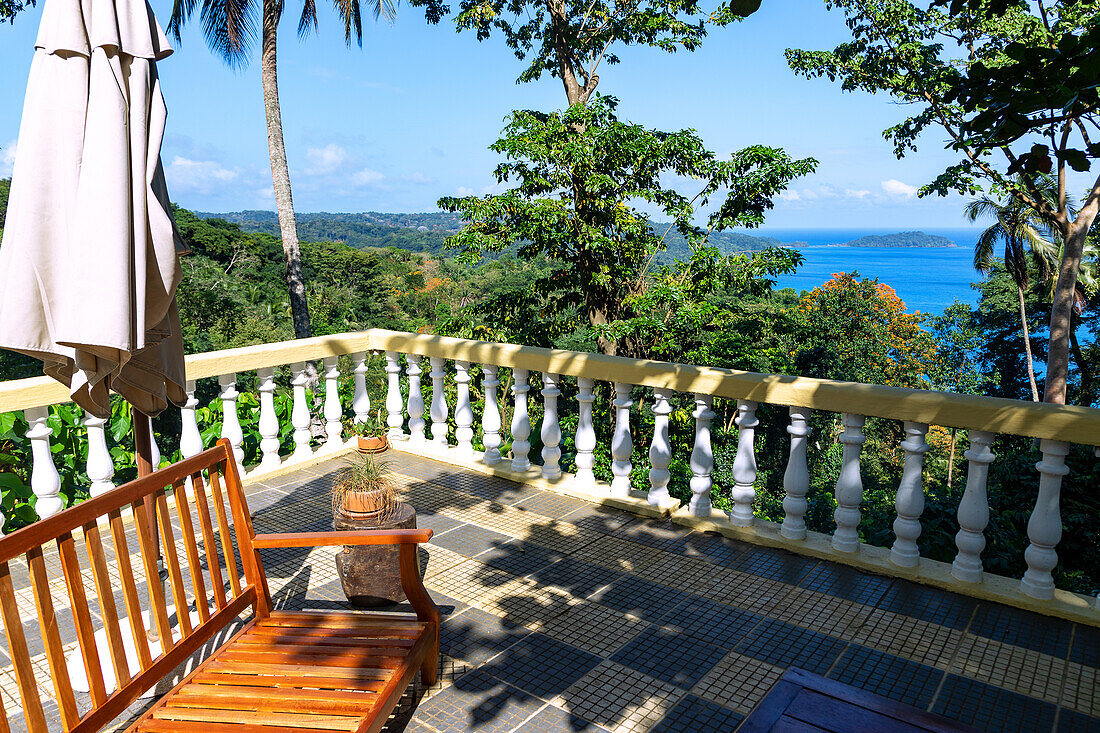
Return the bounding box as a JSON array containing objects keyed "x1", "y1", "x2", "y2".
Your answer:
[{"x1": 839, "y1": 231, "x2": 956, "y2": 248}]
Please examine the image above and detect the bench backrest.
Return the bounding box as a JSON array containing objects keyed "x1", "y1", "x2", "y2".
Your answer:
[{"x1": 0, "y1": 439, "x2": 269, "y2": 733}]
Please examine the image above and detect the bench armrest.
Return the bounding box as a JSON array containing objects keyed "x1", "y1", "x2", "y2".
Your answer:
[
  {"x1": 252, "y1": 528, "x2": 441, "y2": 627},
  {"x1": 252, "y1": 528, "x2": 433, "y2": 549}
]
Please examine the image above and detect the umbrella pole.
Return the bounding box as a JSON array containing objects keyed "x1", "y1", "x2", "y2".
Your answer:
[{"x1": 134, "y1": 411, "x2": 166, "y2": 642}]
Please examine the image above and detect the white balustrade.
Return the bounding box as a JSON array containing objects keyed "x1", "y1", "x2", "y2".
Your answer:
[
  {"x1": 25, "y1": 406, "x2": 63, "y2": 518},
  {"x1": 648, "y1": 388, "x2": 673, "y2": 507},
  {"x1": 510, "y1": 368, "x2": 531, "y2": 471},
  {"x1": 290, "y1": 362, "x2": 313, "y2": 461},
  {"x1": 1020, "y1": 439, "x2": 1070, "y2": 599},
  {"x1": 541, "y1": 373, "x2": 562, "y2": 480},
  {"x1": 890, "y1": 422, "x2": 930, "y2": 567},
  {"x1": 406, "y1": 355, "x2": 426, "y2": 443},
  {"x1": 832, "y1": 413, "x2": 866, "y2": 553},
  {"x1": 352, "y1": 352, "x2": 371, "y2": 425},
  {"x1": 610, "y1": 382, "x2": 634, "y2": 496},
  {"x1": 181, "y1": 379, "x2": 204, "y2": 460},
  {"x1": 218, "y1": 374, "x2": 245, "y2": 471},
  {"x1": 952, "y1": 430, "x2": 995, "y2": 583},
  {"x1": 429, "y1": 357, "x2": 449, "y2": 445},
  {"x1": 385, "y1": 351, "x2": 405, "y2": 439},
  {"x1": 256, "y1": 368, "x2": 281, "y2": 471},
  {"x1": 455, "y1": 361, "x2": 474, "y2": 457},
  {"x1": 689, "y1": 394, "x2": 714, "y2": 517},
  {"x1": 322, "y1": 357, "x2": 343, "y2": 450},
  {"x1": 730, "y1": 400, "x2": 759, "y2": 527},
  {"x1": 84, "y1": 412, "x2": 114, "y2": 497},
  {"x1": 481, "y1": 366, "x2": 502, "y2": 465},
  {"x1": 574, "y1": 377, "x2": 596, "y2": 489},
  {"x1": 781, "y1": 407, "x2": 811, "y2": 540}
]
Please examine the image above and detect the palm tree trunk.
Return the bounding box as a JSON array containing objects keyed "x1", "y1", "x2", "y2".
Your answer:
[
  {"x1": 1016, "y1": 284, "x2": 1040, "y2": 402},
  {"x1": 261, "y1": 1, "x2": 312, "y2": 340},
  {"x1": 1070, "y1": 312, "x2": 1090, "y2": 401},
  {"x1": 1045, "y1": 219, "x2": 1092, "y2": 404}
]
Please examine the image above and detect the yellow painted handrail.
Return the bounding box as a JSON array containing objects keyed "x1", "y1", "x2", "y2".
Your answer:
[{"x1": 3, "y1": 328, "x2": 1100, "y2": 445}]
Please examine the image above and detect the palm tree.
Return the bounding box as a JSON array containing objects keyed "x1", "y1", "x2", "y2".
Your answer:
[
  {"x1": 965, "y1": 178, "x2": 1056, "y2": 402},
  {"x1": 167, "y1": 0, "x2": 394, "y2": 341}
]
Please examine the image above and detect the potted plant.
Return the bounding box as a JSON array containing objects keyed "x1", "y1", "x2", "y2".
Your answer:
[
  {"x1": 331, "y1": 453, "x2": 418, "y2": 607},
  {"x1": 355, "y1": 411, "x2": 389, "y2": 454}
]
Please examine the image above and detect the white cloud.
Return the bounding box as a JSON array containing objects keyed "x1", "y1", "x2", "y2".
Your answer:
[
  {"x1": 255, "y1": 187, "x2": 274, "y2": 206},
  {"x1": 845, "y1": 189, "x2": 871, "y2": 200},
  {"x1": 305, "y1": 144, "x2": 348, "y2": 176},
  {"x1": 456, "y1": 186, "x2": 475, "y2": 197},
  {"x1": 882, "y1": 179, "x2": 918, "y2": 197},
  {"x1": 166, "y1": 156, "x2": 239, "y2": 194},
  {"x1": 352, "y1": 168, "x2": 384, "y2": 186},
  {"x1": 0, "y1": 140, "x2": 16, "y2": 177},
  {"x1": 399, "y1": 172, "x2": 435, "y2": 185},
  {"x1": 780, "y1": 189, "x2": 801, "y2": 201}
]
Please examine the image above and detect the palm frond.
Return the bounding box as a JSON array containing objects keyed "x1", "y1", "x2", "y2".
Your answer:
[{"x1": 972, "y1": 226, "x2": 1002, "y2": 274}]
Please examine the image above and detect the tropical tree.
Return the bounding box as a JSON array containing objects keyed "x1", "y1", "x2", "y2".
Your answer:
[
  {"x1": 0, "y1": 0, "x2": 32, "y2": 22},
  {"x1": 787, "y1": 0, "x2": 1100, "y2": 405},
  {"x1": 167, "y1": 0, "x2": 395, "y2": 341},
  {"x1": 965, "y1": 186, "x2": 1054, "y2": 401}
]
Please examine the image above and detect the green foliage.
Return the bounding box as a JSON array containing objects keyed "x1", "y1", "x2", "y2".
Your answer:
[
  {"x1": 0, "y1": 0, "x2": 32, "y2": 23},
  {"x1": 440, "y1": 96, "x2": 815, "y2": 353},
  {"x1": 0, "y1": 178, "x2": 9, "y2": 229},
  {"x1": 211, "y1": 210, "x2": 459, "y2": 254}
]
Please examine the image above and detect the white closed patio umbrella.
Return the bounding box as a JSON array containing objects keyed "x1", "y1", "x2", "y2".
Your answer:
[
  {"x1": 0, "y1": 0, "x2": 192, "y2": 695},
  {"x1": 0, "y1": 0, "x2": 188, "y2": 425}
]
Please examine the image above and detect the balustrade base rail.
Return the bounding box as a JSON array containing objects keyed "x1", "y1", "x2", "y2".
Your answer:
[{"x1": 386, "y1": 437, "x2": 1100, "y2": 627}]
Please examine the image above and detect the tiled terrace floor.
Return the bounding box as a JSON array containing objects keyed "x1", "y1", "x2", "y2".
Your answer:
[{"x1": 3, "y1": 450, "x2": 1099, "y2": 732}]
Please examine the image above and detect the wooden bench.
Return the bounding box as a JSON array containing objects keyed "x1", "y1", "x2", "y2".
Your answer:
[{"x1": 0, "y1": 439, "x2": 439, "y2": 733}]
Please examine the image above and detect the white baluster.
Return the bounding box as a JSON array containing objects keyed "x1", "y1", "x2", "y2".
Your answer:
[
  {"x1": 689, "y1": 394, "x2": 714, "y2": 517},
  {"x1": 322, "y1": 356, "x2": 343, "y2": 450},
  {"x1": 541, "y1": 373, "x2": 562, "y2": 480},
  {"x1": 218, "y1": 373, "x2": 244, "y2": 470},
  {"x1": 385, "y1": 351, "x2": 405, "y2": 439},
  {"x1": 891, "y1": 422, "x2": 930, "y2": 567},
  {"x1": 832, "y1": 413, "x2": 866, "y2": 553},
  {"x1": 951, "y1": 430, "x2": 995, "y2": 583},
  {"x1": 256, "y1": 368, "x2": 281, "y2": 471},
  {"x1": 147, "y1": 419, "x2": 161, "y2": 470},
  {"x1": 730, "y1": 400, "x2": 759, "y2": 527},
  {"x1": 481, "y1": 365, "x2": 502, "y2": 465},
  {"x1": 611, "y1": 382, "x2": 634, "y2": 497},
  {"x1": 84, "y1": 412, "x2": 114, "y2": 497},
  {"x1": 510, "y1": 369, "x2": 531, "y2": 471},
  {"x1": 781, "y1": 407, "x2": 811, "y2": 540},
  {"x1": 406, "y1": 355, "x2": 426, "y2": 443},
  {"x1": 648, "y1": 388, "x2": 673, "y2": 507},
  {"x1": 455, "y1": 361, "x2": 474, "y2": 457},
  {"x1": 25, "y1": 406, "x2": 63, "y2": 518},
  {"x1": 574, "y1": 377, "x2": 596, "y2": 489},
  {"x1": 290, "y1": 362, "x2": 313, "y2": 461},
  {"x1": 1020, "y1": 439, "x2": 1070, "y2": 600},
  {"x1": 352, "y1": 352, "x2": 371, "y2": 426},
  {"x1": 429, "y1": 357, "x2": 449, "y2": 445},
  {"x1": 181, "y1": 379, "x2": 204, "y2": 460}
]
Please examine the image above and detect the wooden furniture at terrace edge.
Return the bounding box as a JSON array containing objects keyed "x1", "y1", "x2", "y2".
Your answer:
[
  {"x1": 0, "y1": 438, "x2": 440, "y2": 733},
  {"x1": 737, "y1": 668, "x2": 980, "y2": 733}
]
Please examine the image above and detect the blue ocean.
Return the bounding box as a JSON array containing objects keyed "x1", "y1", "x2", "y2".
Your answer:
[{"x1": 755, "y1": 228, "x2": 981, "y2": 316}]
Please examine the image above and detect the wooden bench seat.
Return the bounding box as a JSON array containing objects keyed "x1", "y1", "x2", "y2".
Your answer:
[{"x1": 0, "y1": 439, "x2": 439, "y2": 733}]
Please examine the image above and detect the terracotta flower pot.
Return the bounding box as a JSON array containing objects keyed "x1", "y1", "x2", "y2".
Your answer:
[
  {"x1": 357, "y1": 435, "x2": 389, "y2": 454},
  {"x1": 341, "y1": 489, "x2": 388, "y2": 518}
]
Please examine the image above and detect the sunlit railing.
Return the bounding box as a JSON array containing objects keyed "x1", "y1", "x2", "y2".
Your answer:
[{"x1": 2, "y1": 328, "x2": 1099, "y2": 622}]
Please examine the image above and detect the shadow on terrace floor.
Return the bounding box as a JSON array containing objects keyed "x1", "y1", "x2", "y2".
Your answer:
[{"x1": 237, "y1": 450, "x2": 1099, "y2": 733}]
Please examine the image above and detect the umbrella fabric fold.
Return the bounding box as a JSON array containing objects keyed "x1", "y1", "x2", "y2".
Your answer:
[{"x1": 0, "y1": 0, "x2": 189, "y2": 419}]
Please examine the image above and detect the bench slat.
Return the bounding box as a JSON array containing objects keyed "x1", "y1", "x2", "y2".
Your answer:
[
  {"x1": 58, "y1": 530, "x2": 109, "y2": 706},
  {"x1": 173, "y1": 480, "x2": 211, "y2": 623},
  {"x1": 108, "y1": 509, "x2": 153, "y2": 671},
  {"x1": 130, "y1": 498, "x2": 174, "y2": 657},
  {"x1": 0, "y1": 561, "x2": 48, "y2": 733},
  {"x1": 27, "y1": 546, "x2": 80, "y2": 728},
  {"x1": 155, "y1": 489, "x2": 194, "y2": 637},
  {"x1": 84, "y1": 520, "x2": 133, "y2": 690},
  {"x1": 191, "y1": 475, "x2": 228, "y2": 611},
  {"x1": 207, "y1": 468, "x2": 242, "y2": 597}
]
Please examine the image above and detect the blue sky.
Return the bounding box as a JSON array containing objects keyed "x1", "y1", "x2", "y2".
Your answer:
[{"x1": 0, "y1": 0, "x2": 988, "y2": 228}]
